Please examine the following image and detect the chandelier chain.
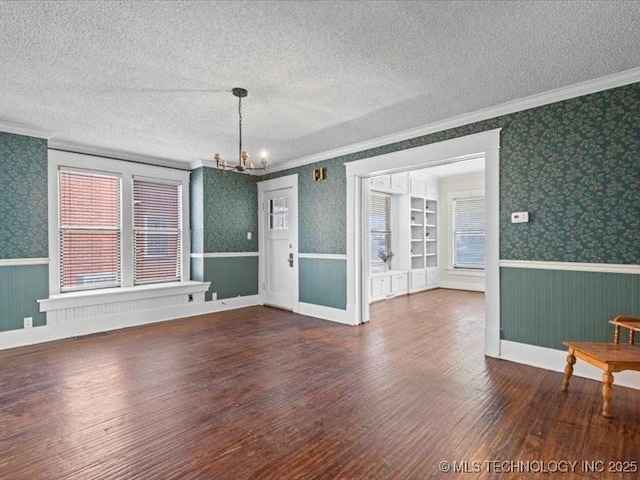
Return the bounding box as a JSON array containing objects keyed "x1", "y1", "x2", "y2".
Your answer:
[{"x1": 238, "y1": 95, "x2": 242, "y2": 163}]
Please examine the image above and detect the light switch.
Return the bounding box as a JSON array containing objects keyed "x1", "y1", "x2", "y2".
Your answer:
[
  {"x1": 247, "y1": 231, "x2": 252, "y2": 240},
  {"x1": 511, "y1": 212, "x2": 529, "y2": 223}
]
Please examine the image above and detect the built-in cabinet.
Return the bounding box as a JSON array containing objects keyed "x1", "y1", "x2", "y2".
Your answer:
[
  {"x1": 370, "y1": 270, "x2": 408, "y2": 302},
  {"x1": 370, "y1": 173, "x2": 408, "y2": 194},
  {"x1": 368, "y1": 172, "x2": 439, "y2": 302}
]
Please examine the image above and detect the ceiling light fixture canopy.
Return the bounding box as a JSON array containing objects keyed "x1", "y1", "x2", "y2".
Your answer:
[{"x1": 214, "y1": 87, "x2": 267, "y2": 174}]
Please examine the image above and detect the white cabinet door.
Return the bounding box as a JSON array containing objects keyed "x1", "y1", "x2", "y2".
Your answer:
[
  {"x1": 425, "y1": 182, "x2": 439, "y2": 201},
  {"x1": 371, "y1": 277, "x2": 383, "y2": 298},
  {"x1": 392, "y1": 273, "x2": 408, "y2": 293},
  {"x1": 370, "y1": 175, "x2": 391, "y2": 190},
  {"x1": 371, "y1": 275, "x2": 392, "y2": 299},
  {"x1": 427, "y1": 267, "x2": 439, "y2": 285},
  {"x1": 410, "y1": 179, "x2": 425, "y2": 197},
  {"x1": 381, "y1": 276, "x2": 391, "y2": 296},
  {"x1": 411, "y1": 270, "x2": 426, "y2": 290},
  {"x1": 390, "y1": 173, "x2": 408, "y2": 194}
]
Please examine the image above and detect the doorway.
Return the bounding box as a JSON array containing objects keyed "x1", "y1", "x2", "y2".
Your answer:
[
  {"x1": 345, "y1": 129, "x2": 501, "y2": 358},
  {"x1": 258, "y1": 174, "x2": 299, "y2": 311},
  {"x1": 364, "y1": 158, "x2": 486, "y2": 306}
]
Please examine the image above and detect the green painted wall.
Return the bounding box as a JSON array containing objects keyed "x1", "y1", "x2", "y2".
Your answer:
[
  {"x1": 0, "y1": 265, "x2": 48, "y2": 331},
  {"x1": 192, "y1": 256, "x2": 258, "y2": 301},
  {"x1": 0, "y1": 132, "x2": 48, "y2": 259},
  {"x1": 299, "y1": 258, "x2": 347, "y2": 309},
  {"x1": 501, "y1": 267, "x2": 640, "y2": 350}
]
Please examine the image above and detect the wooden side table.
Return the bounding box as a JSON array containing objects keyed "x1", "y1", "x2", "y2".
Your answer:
[{"x1": 562, "y1": 341, "x2": 640, "y2": 417}]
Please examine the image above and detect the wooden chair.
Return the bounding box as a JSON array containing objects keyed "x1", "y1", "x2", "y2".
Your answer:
[{"x1": 562, "y1": 316, "x2": 640, "y2": 417}]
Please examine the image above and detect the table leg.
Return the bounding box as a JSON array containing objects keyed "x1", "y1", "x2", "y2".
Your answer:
[
  {"x1": 562, "y1": 352, "x2": 576, "y2": 391},
  {"x1": 601, "y1": 371, "x2": 613, "y2": 418}
]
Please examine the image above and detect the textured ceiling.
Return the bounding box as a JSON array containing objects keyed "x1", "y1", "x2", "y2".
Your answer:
[{"x1": 1, "y1": 1, "x2": 639, "y2": 167}]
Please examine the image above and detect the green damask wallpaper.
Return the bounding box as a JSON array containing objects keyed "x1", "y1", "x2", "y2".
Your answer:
[
  {"x1": 0, "y1": 132, "x2": 48, "y2": 259},
  {"x1": 270, "y1": 82, "x2": 639, "y2": 263},
  {"x1": 265, "y1": 158, "x2": 346, "y2": 254},
  {"x1": 193, "y1": 166, "x2": 258, "y2": 253}
]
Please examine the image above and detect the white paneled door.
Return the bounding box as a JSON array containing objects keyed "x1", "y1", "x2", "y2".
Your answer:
[{"x1": 259, "y1": 175, "x2": 298, "y2": 311}]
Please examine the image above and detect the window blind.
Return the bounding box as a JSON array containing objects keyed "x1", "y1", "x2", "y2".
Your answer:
[
  {"x1": 452, "y1": 197, "x2": 486, "y2": 269},
  {"x1": 370, "y1": 192, "x2": 391, "y2": 271},
  {"x1": 133, "y1": 180, "x2": 182, "y2": 284},
  {"x1": 59, "y1": 169, "x2": 121, "y2": 291}
]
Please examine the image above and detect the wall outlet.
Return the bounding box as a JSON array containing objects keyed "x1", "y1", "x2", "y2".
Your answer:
[
  {"x1": 511, "y1": 211, "x2": 529, "y2": 223},
  {"x1": 24, "y1": 317, "x2": 33, "y2": 328}
]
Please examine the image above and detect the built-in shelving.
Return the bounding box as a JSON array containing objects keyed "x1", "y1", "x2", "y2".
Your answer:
[
  {"x1": 409, "y1": 191, "x2": 439, "y2": 291},
  {"x1": 369, "y1": 172, "x2": 439, "y2": 302}
]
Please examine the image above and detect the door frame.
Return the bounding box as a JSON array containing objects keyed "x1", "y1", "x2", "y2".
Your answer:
[
  {"x1": 257, "y1": 174, "x2": 299, "y2": 312},
  {"x1": 345, "y1": 129, "x2": 501, "y2": 358}
]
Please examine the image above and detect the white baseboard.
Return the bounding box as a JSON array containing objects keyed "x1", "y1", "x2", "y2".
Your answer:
[
  {"x1": 208, "y1": 294, "x2": 260, "y2": 311},
  {"x1": 439, "y1": 280, "x2": 485, "y2": 292},
  {"x1": 0, "y1": 295, "x2": 261, "y2": 351},
  {"x1": 485, "y1": 326, "x2": 501, "y2": 358},
  {"x1": 408, "y1": 284, "x2": 438, "y2": 294},
  {"x1": 298, "y1": 302, "x2": 353, "y2": 326},
  {"x1": 500, "y1": 340, "x2": 640, "y2": 390}
]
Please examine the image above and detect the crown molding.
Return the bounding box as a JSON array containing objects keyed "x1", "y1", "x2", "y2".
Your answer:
[
  {"x1": 0, "y1": 120, "x2": 54, "y2": 139},
  {"x1": 48, "y1": 139, "x2": 191, "y2": 171},
  {"x1": 190, "y1": 159, "x2": 216, "y2": 170},
  {"x1": 268, "y1": 67, "x2": 640, "y2": 174}
]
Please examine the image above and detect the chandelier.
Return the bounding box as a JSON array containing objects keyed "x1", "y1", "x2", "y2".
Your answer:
[{"x1": 214, "y1": 87, "x2": 267, "y2": 174}]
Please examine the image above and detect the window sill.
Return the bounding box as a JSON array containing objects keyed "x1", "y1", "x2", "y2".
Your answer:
[
  {"x1": 446, "y1": 268, "x2": 485, "y2": 277},
  {"x1": 39, "y1": 281, "x2": 210, "y2": 312}
]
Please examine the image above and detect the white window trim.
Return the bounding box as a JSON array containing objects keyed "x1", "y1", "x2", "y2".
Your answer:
[
  {"x1": 447, "y1": 188, "x2": 486, "y2": 275},
  {"x1": 48, "y1": 150, "x2": 191, "y2": 296},
  {"x1": 446, "y1": 267, "x2": 485, "y2": 277},
  {"x1": 369, "y1": 191, "x2": 392, "y2": 272}
]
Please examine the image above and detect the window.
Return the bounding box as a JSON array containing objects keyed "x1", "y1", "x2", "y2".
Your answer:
[
  {"x1": 269, "y1": 197, "x2": 288, "y2": 230},
  {"x1": 59, "y1": 169, "x2": 121, "y2": 291},
  {"x1": 133, "y1": 179, "x2": 182, "y2": 284},
  {"x1": 49, "y1": 151, "x2": 190, "y2": 295},
  {"x1": 452, "y1": 197, "x2": 486, "y2": 269},
  {"x1": 370, "y1": 192, "x2": 391, "y2": 271}
]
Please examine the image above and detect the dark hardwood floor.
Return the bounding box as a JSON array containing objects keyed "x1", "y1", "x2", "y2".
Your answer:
[{"x1": 1, "y1": 289, "x2": 639, "y2": 479}]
